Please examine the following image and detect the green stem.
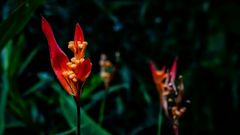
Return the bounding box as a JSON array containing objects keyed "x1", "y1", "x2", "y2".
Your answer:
[
  {"x1": 74, "y1": 94, "x2": 81, "y2": 135},
  {"x1": 98, "y1": 87, "x2": 108, "y2": 125},
  {"x1": 157, "y1": 108, "x2": 163, "y2": 135}
]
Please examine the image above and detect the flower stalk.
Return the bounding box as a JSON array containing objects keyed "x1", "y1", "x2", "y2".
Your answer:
[
  {"x1": 98, "y1": 53, "x2": 118, "y2": 125},
  {"x1": 74, "y1": 94, "x2": 81, "y2": 135}
]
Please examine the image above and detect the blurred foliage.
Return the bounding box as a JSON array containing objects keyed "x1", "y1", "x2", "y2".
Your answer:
[{"x1": 0, "y1": 0, "x2": 240, "y2": 135}]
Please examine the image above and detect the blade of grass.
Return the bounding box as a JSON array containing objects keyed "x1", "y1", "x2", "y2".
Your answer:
[
  {"x1": 18, "y1": 46, "x2": 39, "y2": 75},
  {"x1": 9, "y1": 35, "x2": 25, "y2": 76}
]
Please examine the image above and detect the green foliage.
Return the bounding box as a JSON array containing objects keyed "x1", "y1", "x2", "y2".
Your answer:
[{"x1": 0, "y1": 0, "x2": 45, "y2": 51}]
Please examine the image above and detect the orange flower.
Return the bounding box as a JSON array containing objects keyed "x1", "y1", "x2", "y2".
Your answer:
[
  {"x1": 150, "y1": 59, "x2": 177, "y2": 115},
  {"x1": 99, "y1": 53, "x2": 115, "y2": 88},
  {"x1": 150, "y1": 59, "x2": 177, "y2": 95},
  {"x1": 41, "y1": 17, "x2": 92, "y2": 96}
]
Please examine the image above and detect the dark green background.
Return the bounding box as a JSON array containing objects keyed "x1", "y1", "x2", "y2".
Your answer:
[{"x1": 0, "y1": 0, "x2": 239, "y2": 135}]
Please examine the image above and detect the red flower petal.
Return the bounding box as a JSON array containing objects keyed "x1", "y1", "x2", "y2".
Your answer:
[
  {"x1": 42, "y1": 17, "x2": 74, "y2": 95},
  {"x1": 75, "y1": 58, "x2": 92, "y2": 81},
  {"x1": 74, "y1": 23, "x2": 84, "y2": 52}
]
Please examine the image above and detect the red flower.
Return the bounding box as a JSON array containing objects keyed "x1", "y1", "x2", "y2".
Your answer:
[{"x1": 41, "y1": 17, "x2": 92, "y2": 96}]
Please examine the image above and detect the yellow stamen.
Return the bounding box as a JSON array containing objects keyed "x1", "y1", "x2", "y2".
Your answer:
[
  {"x1": 74, "y1": 59, "x2": 81, "y2": 64},
  {"x1": 83, "y1": 41, "x2": 88, "y2": 46},
  {"x1": 67, "y1": 62, "x2": 72, "y2": 67},
  {"x1": 71, "y1": 57, "x2": 77, "y2": 63},
  {"x1": 62, "y1": 71, "x2": 68, "y2": 76},
  {"x1": 68, "y1": 41, "x2": 75, "y2": 52},
  {"x1": 78, "y1": 44, "x2": 84, "y2": 49},
  {"x1": 69, "y1": 74, "x2": 76, "y2": 79},
  {"x1": 72, "y1": 78, "x2": 77, "y2": 82},
  {"x1": 67, "y1": 71, "x2": 74, "y2": 75},
  {"x1": 70, "y1": 64, "x2": 77, "y2": 69},
  {"x1": 79, "y1": 58, "x2": 84, "y2": 63}
]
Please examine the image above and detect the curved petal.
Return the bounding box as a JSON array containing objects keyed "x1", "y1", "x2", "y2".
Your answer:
[
  {"x1": 74, "y1": 23, "x2": 84, "y2": 51},
  {"x1": 170, "y1": 58, "x2": 177, "y2": 82},
  {"x1": 41, "y1": 17, "x2": 74, "y2": 95},
  {"x1": 76, "y1": 58, "x2": 92, "y2": 81}
]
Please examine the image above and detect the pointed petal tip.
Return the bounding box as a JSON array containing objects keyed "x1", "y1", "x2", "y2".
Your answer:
[
  {"x1": 170, "y1": 57, "x2": 178, "y2": 82},
  {"x1": 41, "y1": 16, "x2": 46, "y2": 21},
  {"x1": 74, "y1": 22, "x2": 84, "y2": 42},
  {"x1": 150, "y1": 60, "x2": 156, "y2": 71},
  {"x1": 171, "y1": 58, "x2": 177, "y2": 71},
  {"x1": 41, "y1": 16, "x2": 51, "y2": 32},
  {"x1": 149, "y1": 60, "x2": 155, "y2": 67},
  {"x1": 76, "y1": 22, "x2": 81, "y2": 28},
  {"x1": 41, "y1": 16, "x2": 48, "y2": 27}
]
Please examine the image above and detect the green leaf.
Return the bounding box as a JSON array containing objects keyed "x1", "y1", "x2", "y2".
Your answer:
[
  {"x1": 58, "y1": 91, "x2": 76, "y2": 128},
  {"x1": 135, "y1": 73, "x2": 151, "y2": 104},
  {"x1": 80, "y1": 108, "x2": 111, "y2": 135},
  {"x1": 0, "y1": 42, "x2": 12, "y2": 135},
  {"x1": 81, "y1": 74, "x2": 103, "y2": 100},
  {"x1": 1, "y1": 41, "x2": 12, "y2": 71},
  {"x1": 0, "y1": 70, "x2": 9, "y2": 135},
  {"x1": 0, "y1": 0, "x2": 46, "y2": 51},
  {"x1": 23, "y1": 72, "x2": 53, "y2": 96},
  {"x1": 9, "y1": 35, "x2": 25, "y2": 76},
  {"x1": 18, "y1": 46, "x2": 39, "y2": 75}
]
